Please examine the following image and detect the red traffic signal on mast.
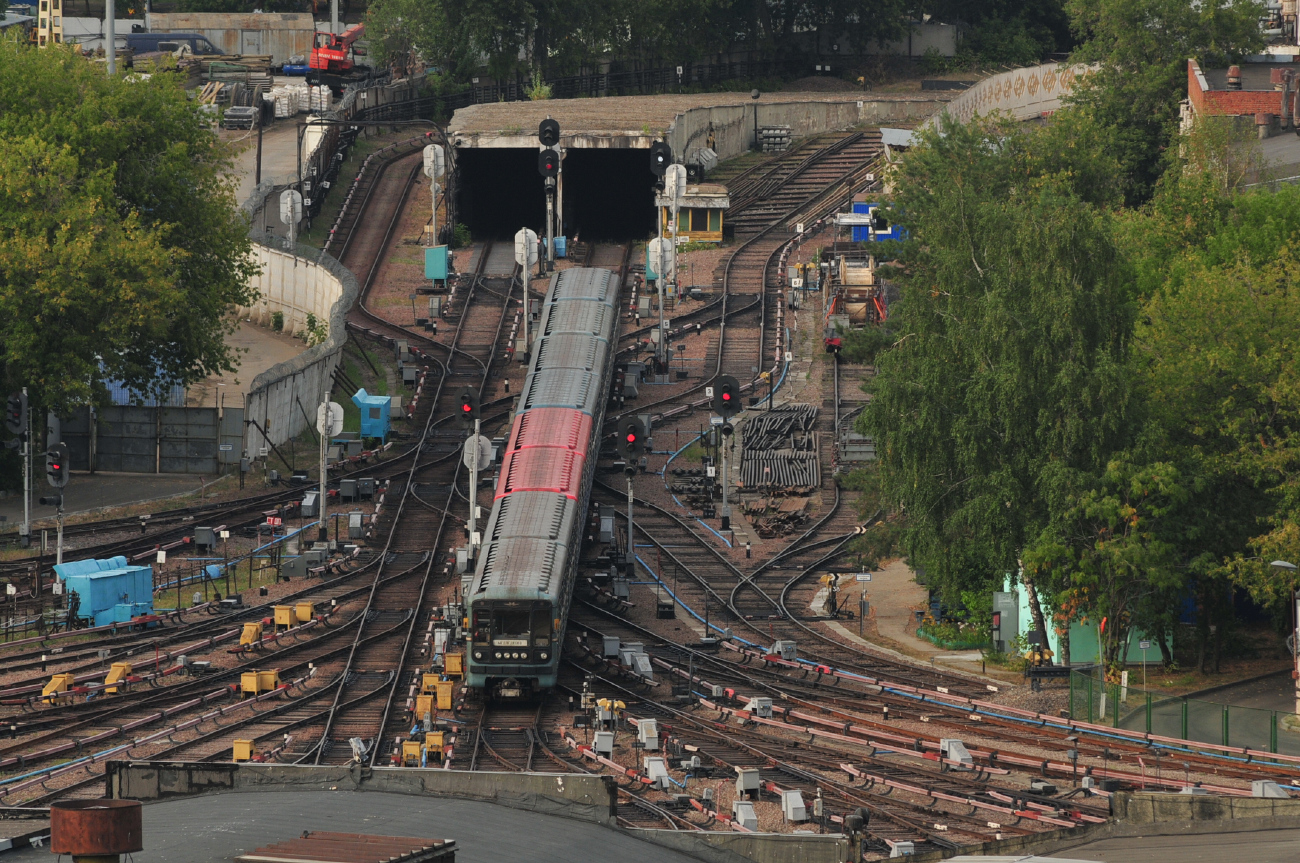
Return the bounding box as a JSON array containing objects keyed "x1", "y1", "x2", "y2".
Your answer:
[
  {"x1": 713, "y1": 375, "x2": 740, "y2": 418},
  {"x1": 459, "y1": 387, "x2": 480, "y2": 422},
  {"x1": 617, "y1": 416, "x2": 647, "y2": 460},
  {"x1": 538, "y1": 148, "x2": 560, "y2": 178}
]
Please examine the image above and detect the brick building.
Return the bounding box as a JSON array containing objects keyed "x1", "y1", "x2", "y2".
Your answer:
[{"x1": 1187, "y1": 58, "x2": 1300, "y2": 133}]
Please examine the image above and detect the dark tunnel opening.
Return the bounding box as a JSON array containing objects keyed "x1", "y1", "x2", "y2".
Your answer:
[{"x1": 455, "y1": 147, "x2": 657, "y2": 241}]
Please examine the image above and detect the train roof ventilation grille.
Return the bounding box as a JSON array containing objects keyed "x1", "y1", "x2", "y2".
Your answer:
[
  {"x1": 492, "y1": 493, "x2": 568, "y2": 540},
  {"x1": 523, "y1": 370, "x2": 593, "y2": 409},
  {"x1": 516, "y1": 410, "x2": 584, "y2": 450},
  {"x1": 544, "y1": 304, "x2": 607, "y2": 337},
  {"x1": 553, "y1": 269, "x2": 615, "y2": 302},
  {"x1": 537, "y1": 544, "x2": 558, "y2": 592},
  {"x1": 535, "y1": 337, "x2": 598, "y2": 371}
]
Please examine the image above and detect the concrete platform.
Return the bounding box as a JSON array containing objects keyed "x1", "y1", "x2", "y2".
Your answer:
[{"x1": 0, "y1": 791, "x2": 698, "y2": 863}]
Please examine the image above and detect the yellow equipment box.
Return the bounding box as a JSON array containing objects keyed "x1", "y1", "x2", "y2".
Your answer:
[
  {"x1": 257, "y1": 669, "x2": 281, "y2": 691},
  {"x1": 424, "y1": 731, "x2": 445, "y2": 750},
  {"x1": 295, "y1": 601, "x2": 315, "y2": 623},
  {"x1": 414, "y1": 694, "x2": 434, "y2": 718},
  {"x1": 421, "y1": 673, "x2": 440, "y2": 694},
  {"x1": 240, "y1": 621, "x2": 263, "y2": 646},
  {"x1": 400, "y1": 739, "x2": 422, "y2": 767},
  {"x1": 41, "y1": 672, "x2": 75, "y2": 704},
  {"x1": 232, "y1": 739, "x2": 254, "y2": 761},
  {"x1": 273, "y1": 605, "x2": 294, "y2": 629},
  {"x1": 104, "y1": 662, "x2": 132, "y2": 694},
  {"x1": 241, "y1": 671, "x2": 261, "y2": 696},
  {"x1": 444, "y1": 652, "x2": 464, "y2": 678},
  {"x1": 435, "y1": 680, "x2": 454, "y2": 711}
]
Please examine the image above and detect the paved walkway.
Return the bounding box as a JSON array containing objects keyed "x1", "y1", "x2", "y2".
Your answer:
[
  {"x1": 0, "y1": 790, "x2": 699, "y2": 863},
  {"x1": 186, "y1": 321, "x2": 308, "y2": 408},
  {"x1": 0, "y1": 472, "x2": 208, "y2": 527},
  {"x1": 229, "y1": 115, "x2": 306, "y2": 208}
]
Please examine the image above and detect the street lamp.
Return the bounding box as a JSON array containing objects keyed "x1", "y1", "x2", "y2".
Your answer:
[
  {"x1": 751, "y1": 89, "x2": 761, "y2": 151},
  {"x1": 1269, "y1": 559, "x2": 1300, "y2": 714}
]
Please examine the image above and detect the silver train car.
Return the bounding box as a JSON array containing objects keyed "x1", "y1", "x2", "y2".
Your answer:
[{"x1": 465, "y1": 267, "x2": 620, "y2": 697}]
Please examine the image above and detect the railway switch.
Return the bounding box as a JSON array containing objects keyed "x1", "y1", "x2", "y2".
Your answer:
[{"x1": 939, "y1": 738, "x2": 973, "y2": 768}]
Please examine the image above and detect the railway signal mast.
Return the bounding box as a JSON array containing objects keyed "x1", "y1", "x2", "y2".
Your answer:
[
  {"x1": 423, "y1": 144, "x2": 445, "y2": 245},
  {"x1": 538, "y1": 118, "x2": 561, "y2": 273},
  {"x1": 41, "y1": 443, "x2": 70, "y2": 564},
  {"x1": 712, "y1": 375, "x2": 740, "y2": 532},
  {"x1": 459, "y1": 388, "x2": 487, "y2": 557},
  {"x1": 617, "y1": 416, "x2": 648, "y2": 578},
  {"x1": 649, "y1": 141, "x2": 674, "y2": 372}
]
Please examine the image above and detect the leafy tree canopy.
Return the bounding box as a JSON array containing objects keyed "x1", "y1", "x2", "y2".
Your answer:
[{"x1": 0, "y1": 43, "x2": 256, "y2": 413}]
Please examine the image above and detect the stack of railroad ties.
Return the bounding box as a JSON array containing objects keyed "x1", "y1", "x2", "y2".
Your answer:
[{"x1": 739, "y1": 404, "x2": 820, "y2": 537}]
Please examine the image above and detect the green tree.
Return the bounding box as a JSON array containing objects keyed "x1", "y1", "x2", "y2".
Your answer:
[
  {"x1": 0, "y1": 43, "x2": 257, "y2": 412},
  {"x1": 851, "y1": 116, "x2": 1134, "y2": 638},
  {"x1": 1063, "y1": 0, "x2": 1264, "y2": 205}
]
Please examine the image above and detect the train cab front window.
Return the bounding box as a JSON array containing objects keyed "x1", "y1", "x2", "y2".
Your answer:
[{"x1": 492, "y1": 610, "x2": 531, "y2": 647}]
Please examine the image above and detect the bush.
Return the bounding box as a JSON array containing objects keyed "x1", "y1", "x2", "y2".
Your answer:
[
  {"x1": 270, "y1": 311, "x2": 284, "y2": 332},
  {"x1": 451, "y1": 223, "x2": 472, "y2": 249}
]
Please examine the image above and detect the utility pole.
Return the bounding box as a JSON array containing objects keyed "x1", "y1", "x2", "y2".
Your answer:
[
  {"x1": 21, "y1": 389, "x2": 29, "y2": 549},
  {"x1": 460, "y1": 389, "x2": 482, "y2": 556},
  {"x1": 317, "y1": 399, "x2": 341, "y2": 545},
  {"x1": 106, "y1": 0, "x2": 116, "y2": 75},
  {"x1": 331, "y1": 0, "x2": 339, "y2": 35}
]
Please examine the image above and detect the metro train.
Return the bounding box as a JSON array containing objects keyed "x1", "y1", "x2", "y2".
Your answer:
[{"x1": 465, "y1": 267, "x2": 620, "y2": 698}]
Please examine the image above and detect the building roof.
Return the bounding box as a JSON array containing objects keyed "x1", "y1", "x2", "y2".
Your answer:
[
  {"x1": 0, "y1": 11, "x2": 33, "y2": 27},
  {"x1": 655, "y1": 183, "x2": 730, "y2": 209}
]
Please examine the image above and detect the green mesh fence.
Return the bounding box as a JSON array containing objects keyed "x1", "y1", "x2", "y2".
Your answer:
[{"x1": 1068, "y1": 669, "x2": 1300, "y2": 757}]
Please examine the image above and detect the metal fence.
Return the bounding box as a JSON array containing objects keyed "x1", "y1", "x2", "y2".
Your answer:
[
  {"x1": 61, "y1": 406, "x2": 245, "y2": 475},
  {"x1": 1068, "y1": 668, "x2": 1300, "y2": 757}
]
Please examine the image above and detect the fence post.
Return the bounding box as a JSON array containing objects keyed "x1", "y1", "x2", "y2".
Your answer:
[
  {"x1": 1222, "y1": 704, "x2": 1229, "y2": 747},
  {"x1": 1087, "y1": 674, "x2": 1094, "y2": 724},
  {"x1": 1146, "y1": 692, "x2": 1152, "y2": 734},
  {"x1": 1272, "y1": 711, "x2": 1278, "y2": 754},
  {"x1": 1069, "y1": 672, "x2": 1075, "y2": 718},
  {"x1": 1181, "y1": 699, "x2": 1189, "y2": 740},
  {"x1": 1113, "y1": 682, "x2": 1121, "y2": 728}
]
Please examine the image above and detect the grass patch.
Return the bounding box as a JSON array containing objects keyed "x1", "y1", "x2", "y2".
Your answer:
[{"x1": 298, "y1": 132, "x2": 409, "y2": 249}]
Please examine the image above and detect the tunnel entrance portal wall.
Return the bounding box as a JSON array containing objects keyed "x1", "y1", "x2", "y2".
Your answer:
[{"x1": 455, "y1": 147, "x2": 656, "y2": 241}]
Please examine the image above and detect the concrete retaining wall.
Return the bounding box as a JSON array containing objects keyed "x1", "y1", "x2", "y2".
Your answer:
[
  {"x1": 922, "y1": 62, "x2": 1091, "y2": 129},
  {"x1": 238, "y1": 237, "x2": 357, "y2": 454},
  {"x1": 629, "y1": 827, "x2": 848, "y2": 863},
  {"x1": 668, "y1": 98, "x2": 946, "y2": 165},
  {"x1": 107, "y1": 762, "x2": 618, "y2": 827}
]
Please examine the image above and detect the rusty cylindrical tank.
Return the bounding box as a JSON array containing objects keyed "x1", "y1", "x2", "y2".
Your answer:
[{"x1": 50, "y1": 799, "x2": 143, "y2": 860}]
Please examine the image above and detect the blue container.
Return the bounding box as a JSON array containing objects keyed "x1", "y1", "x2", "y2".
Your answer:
[
  {"x1": 352, "y1": 388, "x2": 392, "y2": 441},
  {"x1": 55, "y1": 557, "x2": 154, "y2": 627},
  {"x1": 425, "y1": 245, "x2": 449, "y2": 280},
  {"x1": 549, "y1": 237, "x2": 567, "y2": 258}
]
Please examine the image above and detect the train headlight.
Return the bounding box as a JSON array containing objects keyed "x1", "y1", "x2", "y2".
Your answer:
[{"x1": 473, "y1": 651, "x2": 483, "y2": 660}]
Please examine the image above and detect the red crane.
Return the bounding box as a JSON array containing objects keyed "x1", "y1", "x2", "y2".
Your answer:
[{"x1": 308, "y1": 23, "x2": 368, "y2": 90}]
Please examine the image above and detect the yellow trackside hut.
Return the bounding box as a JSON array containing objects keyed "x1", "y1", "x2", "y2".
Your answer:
[{"x1": 657, "y1": 183, "x2": 729, "y2": 244}]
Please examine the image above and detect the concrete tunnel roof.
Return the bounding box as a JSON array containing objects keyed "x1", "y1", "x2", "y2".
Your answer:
[{"x1": 447, "y1": 90, "x2": 944, "y2": 149}]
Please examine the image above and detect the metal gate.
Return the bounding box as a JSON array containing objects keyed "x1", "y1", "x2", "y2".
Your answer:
[{"x1": 62, "y1": 406, "x2": 245, "y2": 475}]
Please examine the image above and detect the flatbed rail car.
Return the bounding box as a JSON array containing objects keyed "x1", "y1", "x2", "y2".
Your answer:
[{"x1": 465, "y1": 268, "x2": 621, "y2": 698}]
